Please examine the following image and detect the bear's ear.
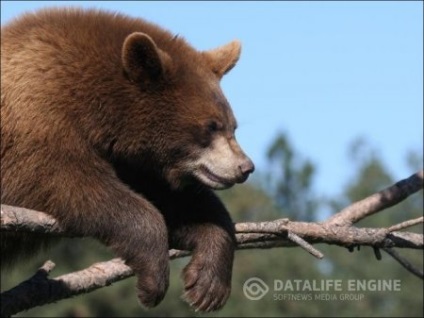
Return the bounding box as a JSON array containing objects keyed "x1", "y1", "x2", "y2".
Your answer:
[
  {"x1": 203, "y1": 40, "x2": 241, "y2": 78},
  {"x1": 122, "y1": 32, "x2": 171, "y2": 83}
]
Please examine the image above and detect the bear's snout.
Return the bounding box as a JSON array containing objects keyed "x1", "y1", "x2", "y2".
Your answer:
[
  {"x1": 190, "y1": 136, "x2": 254, "y2": 189},
  {"x1": 238, "y1": 157, "x2": 255, "y2": 178}
]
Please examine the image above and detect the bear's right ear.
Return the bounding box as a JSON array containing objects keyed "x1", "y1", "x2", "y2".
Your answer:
[{"x1": 122, "y1": 32, "x2": 171, "y2": 83}]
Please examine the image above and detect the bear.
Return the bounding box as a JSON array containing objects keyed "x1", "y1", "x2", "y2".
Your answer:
[{"x1": 0, "y1": 7, "x2": 254, "y2": 312}]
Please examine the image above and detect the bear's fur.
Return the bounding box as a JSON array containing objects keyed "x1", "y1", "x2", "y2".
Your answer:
[{"x1": 1, "y1": 7, "x2": 254, "y2": 312}]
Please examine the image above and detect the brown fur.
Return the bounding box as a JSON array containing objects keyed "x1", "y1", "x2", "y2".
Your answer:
[{"x1": 1, "y1": 7, "x2": 254, "y2": 312}]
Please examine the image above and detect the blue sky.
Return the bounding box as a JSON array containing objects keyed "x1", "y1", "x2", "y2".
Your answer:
[{"x1": 1, "y1": 1, "x2": 423, "y2": 199}]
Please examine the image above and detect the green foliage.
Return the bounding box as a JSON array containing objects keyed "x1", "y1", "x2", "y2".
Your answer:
[
  {"x1": 2, "y1": 135, "x2": 422, "y2": 317},
  {"x1": 265, "y1": 132, "x2": 318, "y2": 221}
]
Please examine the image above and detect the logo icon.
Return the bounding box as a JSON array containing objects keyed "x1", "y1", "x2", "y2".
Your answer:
[{"x1": 243, "y1": 277, "x2": 269, "y2": 300}]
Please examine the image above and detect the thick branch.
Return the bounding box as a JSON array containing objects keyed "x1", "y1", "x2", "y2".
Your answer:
[
  {"x1": 0, "y1": 205, "x2": 64, "y2": 236},
  {"x1": 0, "y1": 259, "x2": 133, "y2": 317},
  {"x1": 0, "y1": 251, "x2": 190, "y2": 317},
  {"x1": 235, "y1": 222, "x2": 423, "y2": 249},
  {"x1": 2, "y1": 207, "x2": 422, "y2": 250}
]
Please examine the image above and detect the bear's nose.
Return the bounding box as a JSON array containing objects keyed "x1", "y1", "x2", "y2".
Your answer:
[{"x1": 238, "y1": 158, "x2": 255, "y2": 177}]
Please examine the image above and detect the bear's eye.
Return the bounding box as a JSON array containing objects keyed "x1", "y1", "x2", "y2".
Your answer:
[{"x1": 207, "y1": 121, "x2": 220, "y2": 133}]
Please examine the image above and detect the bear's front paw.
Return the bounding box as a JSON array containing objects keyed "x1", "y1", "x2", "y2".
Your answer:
[
  {"x1": 182, "y1": 257, "x2": 231, "y2": 312},
  {"x1": 135, "y1": 261, "x2": 170, "y2": 308}
]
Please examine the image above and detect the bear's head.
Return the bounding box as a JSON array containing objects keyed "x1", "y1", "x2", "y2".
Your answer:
[{"x1": 117, "y1": 32, "x2": 254, "y2": 190}]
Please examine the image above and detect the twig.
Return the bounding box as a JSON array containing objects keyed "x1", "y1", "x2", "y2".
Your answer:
[
  {"x1": 373, "y1": 247, "x2": 382, "y2": 260},
  {"x1": 287, "y1": 232, "x2": 324, "y2": 259},
  {"x1": 388, "y1": 216, "x2": 424, "y2": 232},
  {"x1": 383, "y1": 248, "x2": 423, "y2": 279}
]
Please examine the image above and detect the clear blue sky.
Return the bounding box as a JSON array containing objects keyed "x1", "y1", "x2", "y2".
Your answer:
[{"x1": 1, "y1": 1, "x2": 423, "y2": 199}]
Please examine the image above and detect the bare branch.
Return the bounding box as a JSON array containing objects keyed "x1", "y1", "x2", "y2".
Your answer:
[
  {"x1": 383, "y1": 248, "x2": 424, "y2": 279},
  {"x1": 3, "y1": 207, "x2": 422, "y2": 250},
  {"x1": 234, "y1": 223, "x2": 423, "y2": 249},
  {"x1": 0, "y1": 259, "x2": 133, "y2": 317},
  {"x1": 0, "y1": 205, "x2": 64, "y2": 236},
  {"x1": 327, "y1": 170, "x2": 423, "y2": 226},
  {"x1": 388, "y1": 216, "x2": 424, "y2": 232},
  {"x1": 234, "y1": 218, "x2": 289, "y2": 234},
  {"x1": 287, "y1": 232, "x2": 324, "y2": 259}
]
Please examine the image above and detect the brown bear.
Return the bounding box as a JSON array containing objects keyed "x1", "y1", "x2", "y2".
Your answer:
[{"x1": 1, "y1": 7, "x2": 254, "y2": 312}]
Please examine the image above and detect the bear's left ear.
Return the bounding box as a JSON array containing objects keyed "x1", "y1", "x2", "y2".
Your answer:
[
  {"x1": 203, "y1": 40, "x2": 241, "y2": 78},
  {"x1": 122, "y1": 32, "x2": 171, "y2": 83}
]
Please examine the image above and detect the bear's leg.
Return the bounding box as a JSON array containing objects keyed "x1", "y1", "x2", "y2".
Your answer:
[
  {"x1": 165, "y1": 189, "x2": 235, "y2": 312},
  {"x1": 1, "y1": 152, "x2": 170, "y2": 308},
  {"x1": 59, "y1": 168, "x2": 170, "y2": 308}
]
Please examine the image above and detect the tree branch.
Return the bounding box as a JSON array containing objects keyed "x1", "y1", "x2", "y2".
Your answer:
[
  {"x1": 0, "y1": 205, "x2": 64, "y2": 236},
  {"x1": 383, "y1": 248, "x2": 424, "y2": 279},
  {"x1": 327, "y1": 170, "x2": 423, "y2": 226},
  {"x1": 388, "y1": 216, "x2": 424, "y2": 232},
  {"x1": 1, "y1": 170, "x2": 423, "y2": 317},
  {"x1": 0, "y1": 259, "x2": 133, "y2": 317}
]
